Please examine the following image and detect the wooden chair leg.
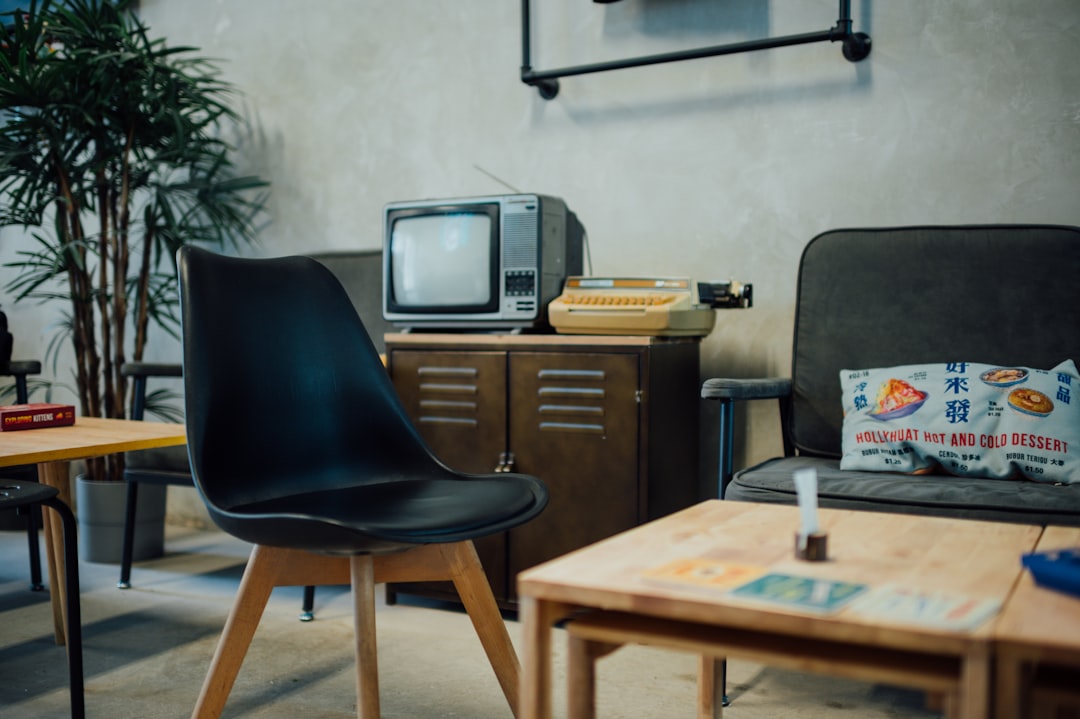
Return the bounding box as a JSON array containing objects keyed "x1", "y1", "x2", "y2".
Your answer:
[
  {"x1": 445, "y1": 541, "x2": 521, "y2": 718},
  {"x1": 351, "y1": 555, "x2": 380, "y2": 719},
  {"x1": 191, "y1": 545, "x2": 281, "y2": 719}
]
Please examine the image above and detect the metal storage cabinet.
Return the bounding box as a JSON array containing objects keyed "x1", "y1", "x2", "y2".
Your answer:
[{"x1": 385, "y1": 333, "x2": 702, "y2": 608}]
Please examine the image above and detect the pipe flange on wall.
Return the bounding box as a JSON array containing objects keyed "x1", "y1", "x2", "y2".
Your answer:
[{"x1": 842, "y1": 32, "x2": 872, "y2": 62}]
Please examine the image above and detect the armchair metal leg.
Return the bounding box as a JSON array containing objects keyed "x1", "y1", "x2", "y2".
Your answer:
[
  {"x1": 118, "y1": 481, "x2": 139, "y2": 589},
  {"x1": 716, "y1": 398, "x2": 735, "y2": 500},
  {"x1": 298, "y1": 585, "x2": 316, "y2": 622}
]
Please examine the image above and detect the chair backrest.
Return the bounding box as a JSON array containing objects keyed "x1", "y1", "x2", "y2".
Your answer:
[
  {"x1": 177, "y1": 247, "x2": 439, "y2": 514},
  {"x1": 306, "y1": 250, "x2": 392, "y2": 354},
  {"x1": 790, "y1": 225, "x2": 1080, "y2": 458}
]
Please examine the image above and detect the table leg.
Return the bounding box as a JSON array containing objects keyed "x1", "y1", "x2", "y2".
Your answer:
[
  {"x1": 37, "y1": 461, "x2": 71, "y2": 645},
  {"x1": 698, "y1": 655, "x2": 725, "y2": 719},
  {"x1": 957, "y1": 643, "x2": 992, "y2": 719},
  {"x1": 566, "y1": 632, "x2": 623, "y2": 719},
  {"x1": 566, "y1": 633, "x2": 596, "y2": 719},
  {"x1": 994, "y1": 648, "x2": 1024, "y2": 719},
  {"x1": 520, "y1": 597, "x2": 572, "y2": 719}
]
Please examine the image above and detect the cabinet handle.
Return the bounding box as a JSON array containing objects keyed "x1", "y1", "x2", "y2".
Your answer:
[{"x1": 495, "y1": 451, "x2": 517, "y2": 473}]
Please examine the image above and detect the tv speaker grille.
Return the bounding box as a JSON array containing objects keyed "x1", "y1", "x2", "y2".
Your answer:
[{"x1": 503, "y1": 212, "x2": 537, "y2": 268}]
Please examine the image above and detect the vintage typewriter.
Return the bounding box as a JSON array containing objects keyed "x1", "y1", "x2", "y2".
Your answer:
[{"x1": 548, "y1": 276, "x2": 751, "y2": 337}]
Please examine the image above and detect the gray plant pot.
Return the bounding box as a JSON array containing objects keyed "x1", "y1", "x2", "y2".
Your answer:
[{"x1": 75, "y1": 476, "x2": 166, "y2": 564}]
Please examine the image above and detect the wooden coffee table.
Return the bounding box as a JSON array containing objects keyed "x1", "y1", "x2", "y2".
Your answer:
[
  {"x1": 0, "y1": 416, "x2": 186, "y2": 644},
  {"x1": 993, "y1": 525, "x2": 1080, "y2": 718},
  {"x1": 517, "y1": 500, "x2": 1042, "y2": 719}
]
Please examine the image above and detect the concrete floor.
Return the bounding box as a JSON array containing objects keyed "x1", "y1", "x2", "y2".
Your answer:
[{"x1": 0, "y1": 522, "x2": 942, "y2": 718}]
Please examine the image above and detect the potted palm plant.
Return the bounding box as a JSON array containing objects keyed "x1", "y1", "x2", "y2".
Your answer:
[{"x1": 0, "y1": 0, "x2": 268, "y2": 559}]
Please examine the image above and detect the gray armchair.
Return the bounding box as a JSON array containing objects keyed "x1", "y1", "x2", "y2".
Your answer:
[{"x1": 703, "y1": 225, "x2": 1080, "y2": 526}]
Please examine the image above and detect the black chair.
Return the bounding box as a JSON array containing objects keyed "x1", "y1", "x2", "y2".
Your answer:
[
  {"x1": 1, "y1": 359, "x2": 47, "y2": 591},
  {"x1": 178, "y1": 246, "x2": 548, "y2": 718},
  {"x1": 0, "y1": 481, "x2": 84, "y2": 719},
  {"x1": 119, "y1": 250, "x2": 388, "y2": 623}
]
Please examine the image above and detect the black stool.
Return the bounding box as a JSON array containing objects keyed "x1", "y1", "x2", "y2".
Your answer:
[{"x1": 0, "y1": 481, "x2": 84, "y2": 719}]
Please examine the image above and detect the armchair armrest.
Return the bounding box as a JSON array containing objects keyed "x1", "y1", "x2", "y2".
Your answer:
[
  {"x1": 2, "y1": 360, "x2": 44, "y2": 404},
  {"x1": 121, "y1": 362, "x2": 182, "y2": 420},
  {"x1": 120, "y1": 362, "x2": 182, "y2": 379},
  {"x1": 701, "y1": 377, "x2": 791, "y2": 402},
  {"x1": 701, "y1": 377, "x2": 792, "y2": 499}
]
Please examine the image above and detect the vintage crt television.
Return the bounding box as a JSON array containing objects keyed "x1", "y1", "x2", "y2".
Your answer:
[{"x1": 383, "y1": 193, "x2": 585, "y2": 330}]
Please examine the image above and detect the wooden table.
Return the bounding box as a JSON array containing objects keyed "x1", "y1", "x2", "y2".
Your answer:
[
  {"x1": 517, "y1": 500, "x2": 1042, "y2": 719},
  {"x1": 0, "y1": 416, "x2": 187, "y2": 644},
  {"x1": 993, "y1": 525, "x2": 1080, "y2": 718}
]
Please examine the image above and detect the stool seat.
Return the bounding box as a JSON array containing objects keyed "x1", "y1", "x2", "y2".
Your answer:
[
  {"x1": 0, "y1": 481, "x2": 84, "y2": 719},
  {"x1": 0, "y1": 480, "x2": 58, "y2": 505}
]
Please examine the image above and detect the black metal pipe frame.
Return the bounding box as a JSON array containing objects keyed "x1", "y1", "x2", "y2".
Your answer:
[{"x1": 521, "y1": 0, "x2": 871, "y2": 100}]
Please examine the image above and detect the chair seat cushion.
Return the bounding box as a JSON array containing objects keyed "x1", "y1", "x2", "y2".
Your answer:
[
  {"x1": 727, "y1": 456, "x2": 1080, "y2": 527},
  {"x1": 216, "y1": 475, "x2": 545, "y2": 553}
]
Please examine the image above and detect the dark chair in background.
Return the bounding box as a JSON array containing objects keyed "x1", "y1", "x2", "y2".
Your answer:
[
  {"x1": 0, "y1": 481, "x2": 84, "y2": 719},
  {"x1": 118, "y1": 360, "x2": 186, "y2": 589},
  {"x1": 1, "y1": 359, "x2": 47, "y2": 591},
  {"x1": 177, "y1": 246, "x2": 548, "y2": 718},
  {"x1": 118, "y1": 250, "x2": 389, "y2": 622}
]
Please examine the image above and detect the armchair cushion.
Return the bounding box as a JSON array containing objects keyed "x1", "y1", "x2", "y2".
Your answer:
[
  {"x1": 727, "y1": 456, "x2": 1080, "y2": 527},
  {"x1": 839, "y1": 360, "x2": 1079, "y2": 484}
]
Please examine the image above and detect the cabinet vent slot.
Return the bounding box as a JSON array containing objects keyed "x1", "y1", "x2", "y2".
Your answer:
[
  {"x1": 539, "y1": 404, "x2": 603, "y2": 416},
  {"x1": 539, "y1": 421, "x2": 604, "y2": 434},
  {"x1": 538, "y1": 386, "x2": 604, "y2": 399},
  {"x1": 419, "y1": 416, "x2": 478, "y2": 426},
  {"x1": 537, "y1": 369, "x2": 605, "y2": 381},
  {"x1": 419, "y1": 383, "x2": 478, "y2": 394},
  {"x1": 420, "y1": 399, "x2": 477, "y2": 411},
  {"x1": 417, "y1": 366, "x2": 478, "y2": 377}
]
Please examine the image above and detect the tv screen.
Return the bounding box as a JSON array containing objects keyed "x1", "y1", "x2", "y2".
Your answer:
[{"x1": 389, "y1": 211, "x2": 493, "y2": 307}]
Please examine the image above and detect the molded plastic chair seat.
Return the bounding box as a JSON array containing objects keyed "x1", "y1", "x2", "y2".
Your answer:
[
  {"x1": 178, "y1": 246, "x2": 548, "y2": 718},
  {"x1": 228, "y1": 478, "x2": 537, "y2": 549}
]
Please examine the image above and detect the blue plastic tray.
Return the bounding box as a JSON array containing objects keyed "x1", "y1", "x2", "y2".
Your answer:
[{"x1": 1022, "y1": 548, "x2": 1080, "y2": 599}]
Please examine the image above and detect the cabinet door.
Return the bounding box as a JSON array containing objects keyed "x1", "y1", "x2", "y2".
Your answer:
[
  {"x1": 507, "y1": 351, "x2": 640, "y2": 588},
  {"x1": 390, "y1": 350, "x2": 507, "y2": 473},
  {"x1": 389, "y1": 350, "x2": 509, "y2": 600}
]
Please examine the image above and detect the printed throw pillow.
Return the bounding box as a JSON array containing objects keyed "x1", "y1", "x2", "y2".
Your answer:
[{"x1": 839, "y1": 360, "x2": 1078, "y2": 484}]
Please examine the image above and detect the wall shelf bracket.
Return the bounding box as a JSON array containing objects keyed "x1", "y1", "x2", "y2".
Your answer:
[{"x1": 521, "y1": 0, "x2": 871, "y2": 100}]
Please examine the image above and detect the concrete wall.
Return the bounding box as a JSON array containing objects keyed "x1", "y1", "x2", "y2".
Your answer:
[{"x1": 3, "y1": 0, "x2": 1078, "y2": 519}]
